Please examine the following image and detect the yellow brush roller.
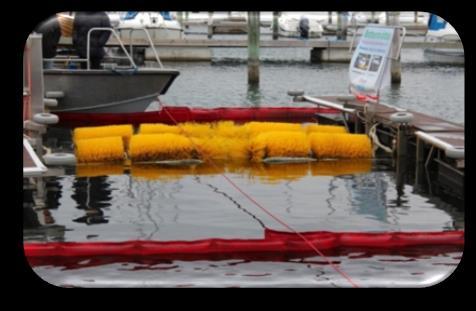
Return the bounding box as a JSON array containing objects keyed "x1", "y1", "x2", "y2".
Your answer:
[
  {"x1": 242, "y1": 122, "x2": 303, "y2": 138},
  {"x1": 249, "y1": 131, "x2": 310, "y2": 161},
  {"x1": 75, "y1": 136, "x2": 125, "y2": 163},
  {"x1": 212, "y1": 121, "x2": 248, "y2": 139},
  {"x1": 139, "y1": 123, "x2": 181, "y2": 135},
  {"x1": 309, "y1": 133, "x2": 372, "y2": 159},
  {"x1": 129, "y1": 133, "x2": 197, "y2": 162},
  {"x1": 192, "y1": 136, "x2": 250, "y2": 161},
  {"x1": 73, "y1": 125, "x2": 133, "y2": 148},
  {"x1": 305, "y1": 124, "x2": 347, "y2": 134}
]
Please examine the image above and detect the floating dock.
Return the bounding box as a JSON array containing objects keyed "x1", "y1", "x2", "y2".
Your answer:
[{"x1": 304, "y1": 95, "x2": 464, "y2": 198}]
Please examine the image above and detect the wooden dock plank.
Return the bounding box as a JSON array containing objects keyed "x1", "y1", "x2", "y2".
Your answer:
[
  {"x1": 315, "y1": 95, "x2": 463, "y2": 132},
  {"x1": 313, "y1": 96, "x2": 464, "y2": 151}
]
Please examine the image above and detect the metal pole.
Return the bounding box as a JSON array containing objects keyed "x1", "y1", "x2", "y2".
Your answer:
[
  {"x1": 272, "y1": 11, "x2": 279, "y2": 40},
  {"x1": 414, "y1": 11, "x2": 418, "y2": 23},
  {"x1": 248, "y1": 11, "x2": 260, "y2": 85},
  {"x1": 328, "y1": 11, "x2": 332, "y2": 24},
  {"x1": 208, "y1": 11, "x2": 213, "y2": 39}
]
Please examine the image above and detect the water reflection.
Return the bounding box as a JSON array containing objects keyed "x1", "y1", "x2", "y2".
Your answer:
[
  {"x1": 246, "y1": 84, "x2": 262, "y2": 106},
  {"x1": 23, "y1": 177, "x2": 66, "y2": 241},
  {"x1": 71, "y1": 176, "x2": 113, "y2": 225},
  {"x1": 344, "y1": 173, "x2": 389, "y2": 223},
  {"x1": 23, "y1": 160, "x2": 464, "y2": 242}
]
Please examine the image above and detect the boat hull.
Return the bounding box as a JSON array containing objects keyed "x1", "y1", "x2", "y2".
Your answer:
[
  {"x1": 423, "y1": 48, "x2": 464, "y2": 65},
  {"x1": 44, "y1": 68, "x2": 179, "y2": 113}
]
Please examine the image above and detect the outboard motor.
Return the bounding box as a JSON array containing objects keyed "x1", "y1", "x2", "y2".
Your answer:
[{"x1": 299, "y1": 16, "x2": 310, "y2": 39}]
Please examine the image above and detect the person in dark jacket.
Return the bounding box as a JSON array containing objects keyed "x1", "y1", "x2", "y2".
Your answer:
[
  {"x1": 299, "y1": 16, "x2": 310, "y2": 39},
  {"x1": 34, "y1": 15, "x2": 61, "y2": 63},
  {"x1": 72, "y1": 12, "x2": 111, "y2": 69}
]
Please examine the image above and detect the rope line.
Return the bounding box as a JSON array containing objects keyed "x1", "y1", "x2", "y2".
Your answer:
[{"x1": 158, "y1": 101, "x2": 359, "y2": 288}]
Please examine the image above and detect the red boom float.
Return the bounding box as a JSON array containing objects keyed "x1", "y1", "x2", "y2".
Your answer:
[
  {"x1": 24, "y1": 229, "x2": 464, "y2": 258},
  {"x1": 55, "y1": 106, "x2": 339, "y2": 127}
]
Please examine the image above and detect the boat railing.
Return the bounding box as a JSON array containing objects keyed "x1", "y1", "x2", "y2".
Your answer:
[
  {"x1": 119, "y1": 26, "x2": 164, "y2": 68},
  {"x1": 86, "y1": 27, "x2": 137, "y2": 70},
  {"x1": 43, "y1": 27, "x2": 141, "y2": 70}
]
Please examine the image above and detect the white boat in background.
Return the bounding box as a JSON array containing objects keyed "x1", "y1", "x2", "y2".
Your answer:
[
  {"x1": 277, "y1": 13, "x2": 323, "y2": 38},
  {"x1": 424, "y1": 14, "x2": 463, "y2": 65},
  {"x1": 113, "y1": 12, "x2": 184, "y2": 40},
  {"x1": 377, "y1": 11, "x2": 429, "y2": 26}
]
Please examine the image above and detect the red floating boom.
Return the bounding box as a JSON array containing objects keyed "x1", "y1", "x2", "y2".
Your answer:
[
  {"x1": 24, "y1": 229, "x2": 464, "y2": 258},
  {"x1": 55, "y1": 106, "x2": 339, "y2": 127}
]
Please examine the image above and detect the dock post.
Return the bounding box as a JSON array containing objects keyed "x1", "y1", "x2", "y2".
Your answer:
[
  {"x1": 336, "y1": 12, "x2": 343, "y2": 40},
  {"x1": 272, "y1": 12, "x2": 279, "y2": 40},
  {"x1": 391, "y1": 112, "x2": 414, "y2": 203},
  {"x1": 388, "y1": 12, "x2": 402, "y2": 84},
  {"x1": 328, "y1": 11, "x2": 332, "y2": 24},
  {"x1": 391, "y1": 111, "x2": 414, "y2": 159},
  {"x1": 248, "y1": 11, "x2": 260, "y2": 85},
  {"x1": 414, "y1": 137, "x2": 426, "y2": 191},
  {"x1": 208, "y1": 12, "x2": 214, "y2": 39},
  {"x1": 336, "y1": 12, "x2": 348, "y2": 40},
  {"x1": 397, "y1": 124, "x2": 408, "y2": 158},
  {"x1": 414, "y1": 11, "x2": 418, "y2": 23},
  {"x1": 395, "y1": 147, "x2": 408, "y2": 205}
]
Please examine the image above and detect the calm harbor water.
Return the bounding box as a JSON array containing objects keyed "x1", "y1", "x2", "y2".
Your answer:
[
  {"x1": 160, "y1": 48, "x2": 464, "y2": 124},
  {"x1": 25, "y1": 46, "x2": 464, "y2": 287}
]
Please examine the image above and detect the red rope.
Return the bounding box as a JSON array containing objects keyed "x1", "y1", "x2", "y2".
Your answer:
[{"x1": 159, "y1": 102, "x2": 359, "y2": 287}]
